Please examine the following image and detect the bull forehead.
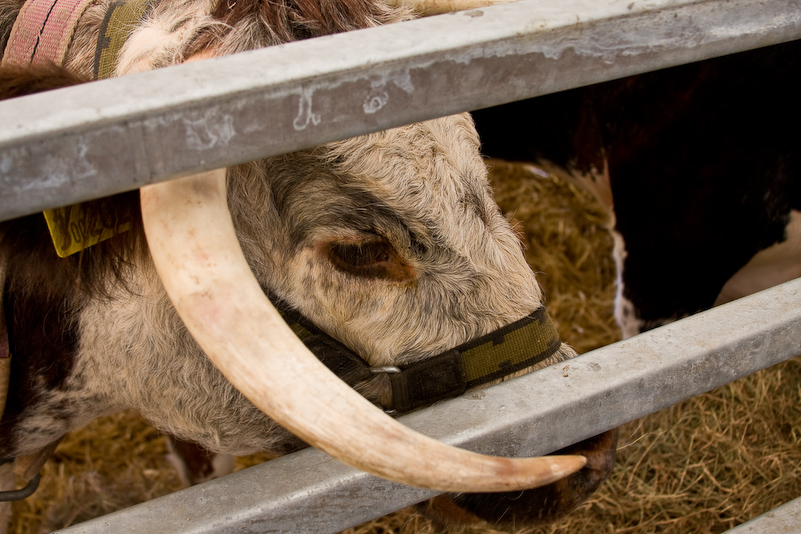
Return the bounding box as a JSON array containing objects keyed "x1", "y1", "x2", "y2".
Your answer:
[
  {"x1": 232, "y1": 114, "x2": 541, "y2": 365},
  {"x1": 322, "y1": 114, "x2": 500, "y2": 249}
]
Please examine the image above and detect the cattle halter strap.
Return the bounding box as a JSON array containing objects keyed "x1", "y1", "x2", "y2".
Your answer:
[
  {"x1": 1, "y1": 0, "x2": 95, "y2": 66},
  {"x1": 276, "y1": 302, "x2": 563, "y2": 415}
]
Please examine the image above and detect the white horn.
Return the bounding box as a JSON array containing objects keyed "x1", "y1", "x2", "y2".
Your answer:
[
  {"x1": 140, "y1": 169, "x2": 586, "y2": 492},
  {"x1": 387, "y1": 0, "x2": 517, "y2": 16}
]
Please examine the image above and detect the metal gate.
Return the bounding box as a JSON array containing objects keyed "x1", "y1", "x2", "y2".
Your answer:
[{"x1": 1, "y1": 0, "x2": 799, "y2": 531}]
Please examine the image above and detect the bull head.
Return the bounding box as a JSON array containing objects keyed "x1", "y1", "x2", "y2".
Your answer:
[{"x1": 140, "y1": 167, "x2": 586, "y2": 492}]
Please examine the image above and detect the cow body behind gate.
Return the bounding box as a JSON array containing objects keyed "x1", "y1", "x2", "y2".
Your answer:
[
  {"x1": 0, "y1": 0, "x2": 615, "y2": 528},
  {"x1": 473, "y1": 38, "x2": 801, "y2": 336}
]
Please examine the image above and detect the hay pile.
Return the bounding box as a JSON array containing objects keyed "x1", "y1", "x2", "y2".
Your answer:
[{"x1": 7, "y1": 161, "x2": 801, "y2": 533}]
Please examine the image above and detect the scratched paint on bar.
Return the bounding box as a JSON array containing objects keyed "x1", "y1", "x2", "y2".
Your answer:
[{"x1": 1, "y1": 0, "x2": 800, "y2": 221}]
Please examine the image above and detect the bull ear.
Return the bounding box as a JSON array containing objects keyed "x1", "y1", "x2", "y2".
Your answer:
[
  {"x1": 387, "y1": 0, "x2": 516, "y2": 16},
  {"x1": 140, "y1": 169, "x2": 585, "y2": 492}
]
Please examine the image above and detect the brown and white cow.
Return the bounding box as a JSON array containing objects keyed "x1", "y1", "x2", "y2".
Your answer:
[
  {"x1": 474, "y1": 38, "x2": 801, "y2": 337},
  {"x1": 0, "y1": 0, "x2": 615, "y2": 528}
]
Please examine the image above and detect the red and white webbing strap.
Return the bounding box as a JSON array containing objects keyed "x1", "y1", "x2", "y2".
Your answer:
[{"x1": 1, "y1": 0, "x2": 95, "y2": 66}]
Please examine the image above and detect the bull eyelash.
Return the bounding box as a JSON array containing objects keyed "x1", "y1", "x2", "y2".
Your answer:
[{"x1": 328, "y1": 240, "x2": 393, "y2": 269}]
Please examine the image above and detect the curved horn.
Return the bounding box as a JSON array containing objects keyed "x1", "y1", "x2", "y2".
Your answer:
[
  {"x1": 140, "y1": 169, "x2": 585, "y2": 492},
  {"x1": 388, "y1": 0, "x2": 516, "y2": 16}
]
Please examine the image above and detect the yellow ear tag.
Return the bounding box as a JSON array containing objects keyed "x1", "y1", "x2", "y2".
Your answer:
[{"x1": 43, "y1": 204, "x2": 132, "y2": 258}]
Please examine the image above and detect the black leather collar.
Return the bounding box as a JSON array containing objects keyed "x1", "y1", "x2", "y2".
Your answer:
[{"x1": 275, "y1": 301, "x2": 562, "y2": 415}]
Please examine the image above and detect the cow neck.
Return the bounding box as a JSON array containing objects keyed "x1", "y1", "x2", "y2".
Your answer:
[
  {"x1": 0, "y1": 0, "x2": 152, "y2": 500},
  {"x1": 274, "y1": 300, "x2": 562, "y2": 415}
]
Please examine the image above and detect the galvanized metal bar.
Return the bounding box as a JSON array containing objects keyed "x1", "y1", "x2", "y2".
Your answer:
[
  {"x1": 57, "y1": 277, "x2": 801, "y2": 534},
  {"x1": 724, "y1": 495, "x2": 801, "y2": 533},
  {"x1": 2, "y1": 0, "x2": 801, "y2": 221}
]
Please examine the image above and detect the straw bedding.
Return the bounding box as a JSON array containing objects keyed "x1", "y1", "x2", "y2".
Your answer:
[{"x1": 6, "y1": 160, "x2": 800, "y2": 533}]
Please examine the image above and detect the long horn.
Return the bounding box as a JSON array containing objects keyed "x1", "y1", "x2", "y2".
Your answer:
[
  {"x1": 140, "y1": 169, "x2": 586, "y2": 492},
  {"x1": 387, "y1": 0, "x2": 516, "y2": 16}
]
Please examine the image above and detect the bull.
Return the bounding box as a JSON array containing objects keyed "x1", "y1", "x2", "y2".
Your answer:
[
  {"x1": 0, "y1": 0, "x2": 615, "y2": 528},
  {"x1": 473, "y1": 38, "x2": 801, "y2": 336}
]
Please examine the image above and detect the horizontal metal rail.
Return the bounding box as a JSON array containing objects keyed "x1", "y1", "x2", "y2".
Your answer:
[
  {"x1": 2, "y1": 0, "x2": 801, "y2": 221},
  {"x1": 57, "y1": 277, "x2": 801, "y2": 533},
  {"x1": 724, "y1": 495, "x2": 801, "y2": 533}
]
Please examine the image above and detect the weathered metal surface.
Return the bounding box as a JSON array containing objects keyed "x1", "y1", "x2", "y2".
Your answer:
[
  {"x1": 2, "y1": 0, "x2": 801, "y2": 221},
  {"x1": 57, "y1": 277, "x2": 801, "y2": 533},
  {"x1": 724, "y1": 495, "x2": 801, "y2": 533}
]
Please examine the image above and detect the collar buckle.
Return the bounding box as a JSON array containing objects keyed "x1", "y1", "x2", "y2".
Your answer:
[{"x1": 370, "y1": 366, "x2": 401, "y2": 374}]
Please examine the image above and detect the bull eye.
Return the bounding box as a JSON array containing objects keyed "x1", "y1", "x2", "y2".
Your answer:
[
  {"x1": 326, "y1": 239, "x2": 414, "y2": 281},
  {"x1": 329, "y1": 240, "x2": 392, "y2": 269}
]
